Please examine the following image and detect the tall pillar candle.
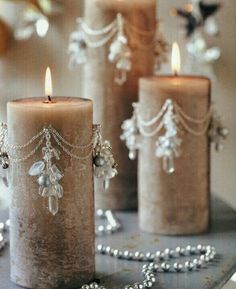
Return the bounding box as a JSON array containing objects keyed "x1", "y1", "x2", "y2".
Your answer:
[
  {"x1": 83, "y1": 0, "x2": 157, "y2": 210},
  {"x1": 139, "y1": 76, "x2": 211, "y2": 235},
  {"x1": 8, "y1": 97, "x2": 95, "y2": 289}
]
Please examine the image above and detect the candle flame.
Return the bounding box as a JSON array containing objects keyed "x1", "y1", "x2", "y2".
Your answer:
[
  {"x1": 45, "y1": 67, "x2": 53, "y2": 101},
  {"x1": 171, "y1": 42, "x2": 181, "y2": 76}
]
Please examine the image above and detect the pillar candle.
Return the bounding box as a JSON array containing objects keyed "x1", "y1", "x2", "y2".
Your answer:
[
  {"x1": 8, "y1": 97, "x2": 95, "y2": 288},
  {"x1": 138, "y1": 45, "x2": 211, "y2": 235},
  {"x1": 83, "y1": 0, "x2": 157, "y2": 210}
]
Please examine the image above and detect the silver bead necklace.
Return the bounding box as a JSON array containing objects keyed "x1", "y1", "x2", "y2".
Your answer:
[{"x1": 0, "y1": 212, "x2": 216, "y2": 289}]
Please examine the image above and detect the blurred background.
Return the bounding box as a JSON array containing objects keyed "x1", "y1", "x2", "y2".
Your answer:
[{"x1": 0, "y1": 0, "x2": 235, "y2": 286}]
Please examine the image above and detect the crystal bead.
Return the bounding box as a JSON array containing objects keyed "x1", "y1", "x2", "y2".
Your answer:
[
  {"x1": 54, "y1": 183, "x2": 63, "y2": 198},
  {"x1": 163, "y1": 155, "x2": 175, "y2": 174},
  {"x1": 48, "y1": 195, "x2": 59, "y2": 216},
  {"x1": 39, "y1": 187, "x2": 49, "y2": 198},
  {"x1": 103, "y1": 179, "x2": 110, "y2": 190},
  {"x1": 50, "y1": 164, "x2": 63, "y2": 181},
  {"x1": 28, "y1": 161, "x2": 45, "y2": 176}
]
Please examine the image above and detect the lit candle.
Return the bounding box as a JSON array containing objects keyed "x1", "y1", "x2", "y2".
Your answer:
[
  {"x1": 45, "y1": 66, "x2": 53, "y2": 102},
  {"x1": 7, "y1": 70, "x2": 95, "y2": 288},
  {"x1": 138, "y1": 43, "x2": 211, "y2": 235}
]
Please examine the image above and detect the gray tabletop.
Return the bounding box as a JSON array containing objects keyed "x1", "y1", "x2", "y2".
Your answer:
[{"x1": 1, "y1": 198, "x2": 236, "y2": 289}]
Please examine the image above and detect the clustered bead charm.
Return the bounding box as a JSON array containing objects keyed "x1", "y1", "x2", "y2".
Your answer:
[
  {"x1": 121, "y1": 99, "x2": 227, "y2": 174},
  {"x1": 93, "y1": 125, "x2": 118, "y2": 190},
  {"x1": 209, "y1": 111, "x2": 229, "y2": 151},
  {"x1": 68, "y1": 13, "x2": 167, "y2": 85},
  {"x1": 155, "y1": 100, "x2": 182, "y2": 174},
  {"x1": 28, "y1": 128, "x2": 63, "y2": 216},
  {"x1": 120, "y1": 103, "x2": 141, "y2": 160},
  {"x1": 108, "y1": 14, "x2": 132, "y2": 85}
]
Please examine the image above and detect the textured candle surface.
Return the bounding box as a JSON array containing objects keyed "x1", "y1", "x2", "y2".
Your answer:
[
  {"x1": 83, "y1": 0, "x2": 157, "y2": 210},
  {"x1": 139, "y1": 76, "x2": 211, "y2": 235},
  {"x1": 8, "y1": 97, "x2": 95, "y2": 289}
]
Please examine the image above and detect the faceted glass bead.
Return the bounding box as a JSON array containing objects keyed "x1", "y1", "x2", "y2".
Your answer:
[
  {"x1": 54, "y1": 183, "x2": 63, "y2": 198},
  {"x1": 48, "y1": 196, "x2": 59, "y2": 216},
  {"x1": 163, "y1": 155, "x2": 175, "y2": 175},
  {"x1": 50, "y1": 164, "x2": 63, "y2": 181},
  {"x1": 28, "y1": 161, "x2": 45, "y2": 176}
]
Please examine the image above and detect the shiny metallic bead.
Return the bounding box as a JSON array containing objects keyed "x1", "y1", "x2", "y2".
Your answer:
[
  {"x1": 0, "y1": 222, "x2": 5, "y2": 232},
  {"x1": 134, "y1": 283, "x2": 144, "y2": 289},
  {"x1": 161, "y1": 262, "x2": 170, "y2": 272},
  {"x1": 90, "y1": 282, "x2": 99, "y2": 289},
  {"x1": 37, "y1": 174, "x2": 51, "y2": 187},
  {"x1": 143, "y1": 281, "x2": 153, "y2": 288},
  {"x1": 0, "y1": 152, "x2": 8, "y2": 158},
  {"x1": 145, "y1": 252, "x2": 155, "y2": 261},
  {"x1": 138, "y1": 253, "x2": 144, "y2": 261},
  {"x1": 134, "y1": 251, "x2": 140, "y2": 260},
  {"x1": 204, "y1": 256, "x2": 210, "y2": 263},
  {"x1": 146, "y1": 276, "x2": 156, "y2": 283},
  {"x1": 5, "y1": 219, "x2": 10, "y2": 228},
  {"x1": 193, "y1": 258, "x2": 202, "y2": 268},
  {"x1": 142, "y1": 264, "x2": 149, "y2": 270},
  {"x1": 173, "y1": 262, "x2": 183, "y2": 272},
  {"x1": 123, "y1": 250, "x2": 133, "y2": 260},
  {"x1": 176, "y1": 246, "x2": 185, "y2": 256},
  {"x1": 94, "y1": 155, "x2": 105, "y2": 167},
  {"x1": 113, "y1": 249, "x2": 119, "y2": 257},
  {"x1": 105, "y1": 246, "x2": 112, "y2": 254},
  {"x1": 82, "y1": 285, "x2": 90, "y2": 289},
  {"x1": 96, "y1": 209, "x2": 104, "y2": 217},
  {"x1": 156, "y1": 251, "x2": 165, "y2": 260},
  {"x1": 97, "y1": 244, "x2": 105, "y2": 253},
  {"x1": 152, "y1": 263, "x2": 159, "y2": 272},
  {"x1": 97, "y1": 225, "x2": 105, "y2": 234},
  {"x1": 185, "y1": 261, "x2": 194, "y2": 271},
  {"x1": 106, "y1": 224, "x2": 113, "y2": 233}
]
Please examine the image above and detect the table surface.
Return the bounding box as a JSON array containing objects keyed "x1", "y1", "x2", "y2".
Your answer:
[{"x1": 1, "y1": 198, "x2": 236, "y2": 289}]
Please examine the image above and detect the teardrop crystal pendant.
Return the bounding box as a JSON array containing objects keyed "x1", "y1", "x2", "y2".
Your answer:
[
  {"x1": 163, "y1": 155, "x2": 175, "y2": 174},
  {"x1": 48, "y1": 195, "x2": 59, "y2": 216}
]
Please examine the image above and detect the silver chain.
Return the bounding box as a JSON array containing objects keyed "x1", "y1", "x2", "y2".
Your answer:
[
  {"x1": 137, "y1": 99, "x2": 212, "y2": 137},
  {"x1": 5, "y1": 126, "x2": 95, "y2": 163}
]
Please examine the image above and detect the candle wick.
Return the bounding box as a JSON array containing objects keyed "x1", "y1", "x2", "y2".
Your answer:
[
  {"x1": 174, "y1": 70, "x2": 178, "y2": 77},
  {"x1": 48, "y1": 95, "x2": 52, "y2": 102}
]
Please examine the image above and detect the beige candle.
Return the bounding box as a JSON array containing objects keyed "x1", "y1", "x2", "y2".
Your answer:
[
  {"x1": 139, "y1": 44, "x2": 211, "y2": 235},
  {"x1": 83, "y1": 0, "x2": 157, "y2": 210},
  {"x1": 8, "y1": 69, "x2": 95, "y2": 288}
]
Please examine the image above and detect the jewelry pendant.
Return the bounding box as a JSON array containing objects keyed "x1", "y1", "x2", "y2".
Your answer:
[
  {"x1": 209, "y1": 111, "x2": 229, "y2": 152},
  {"x1": 155, "y1": 101, "x2": 182, "y2": 174},
  {"x1": 120, "y1": 103, "x2": 141, "y2": 160},
  {"x1": 108, "y1": 14, "x2": 132, "y2": 85},
  {"x1": 93, "y1": 125, "x2": 118, "y2": 190},
  {"x1": 29, "y1": 128, "x2": 64, "y2": 216}
]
